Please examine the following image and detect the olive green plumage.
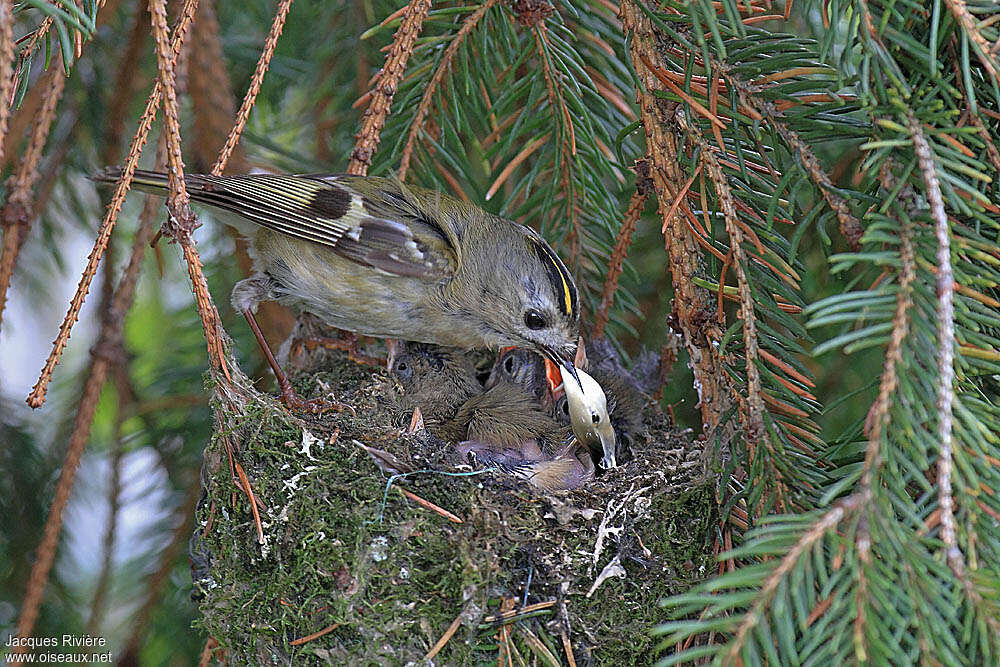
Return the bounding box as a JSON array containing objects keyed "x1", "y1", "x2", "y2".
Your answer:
[{"x1": 96, "y1": 169, "x2": 582, "y2": 370}]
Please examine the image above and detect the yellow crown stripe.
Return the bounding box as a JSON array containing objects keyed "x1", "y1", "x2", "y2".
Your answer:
[{"x1": 529, "y1": 236, "x2": 576, "y2": 318}]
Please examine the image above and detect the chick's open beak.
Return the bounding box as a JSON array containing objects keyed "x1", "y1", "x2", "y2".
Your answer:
[{"x1": 541, "y1": 345, "x2": 581, "y2": 390}]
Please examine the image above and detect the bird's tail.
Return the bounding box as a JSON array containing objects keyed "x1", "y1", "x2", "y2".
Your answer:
[{"x1": 92, "y1": 167, "x2": 174, "y2": 196}]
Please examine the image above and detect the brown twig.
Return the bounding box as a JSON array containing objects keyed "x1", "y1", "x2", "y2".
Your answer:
[
  {"x1": 397, "y1": 487, "x2": 463, "y2": 523},
  {"x1": 149, "y1": 0, "x2": 231, "y2": 380},
  {"x1": 0, "y1": 62, "x2": 65, "y2": 333},
  {"x1": 398, "y1": 0, "x2": 499, "y2": 180},
  {"x1": 234, "y1": 460, "x2": 265, "y2": 543},
  {"x1": 189, "y1": 0, "x2": 245, "y2": 170},
  {"x1": 424, "y1": 609, "x2": 465, "y2": 660},
  {"x1": 944, "y1": 0, "x2": 1000, "y2": 85},
  {"x1": 26, "y1": 0, "x2": 200, "y2": 408},
  {"x1": 289, "y1": 621, "x2": 342, "y2": 646},
  {"x1": 13, "y1": 191, "x2": 161, "y2": 650},
  {"x1": 0, "y1": 0, "x2": 14, "y2": 161},
  {"x1": 348, "y1": 0, "x2": 431, "y2": 175},
  {"x1": 593, "y1": 191, "x2": 646, "y2": 338},
  {"x1": 212, "y1": 0, "x2": 293, "y2": 175},
  {"x1": 485, "y1": 134, "x2": 549, "y2": 199},
  {"x1": 482, "y1": 599, "x2": 556, "y2": 623}
]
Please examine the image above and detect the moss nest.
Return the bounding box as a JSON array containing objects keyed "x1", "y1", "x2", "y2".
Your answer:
[{"x1": 193, "y1": 344, "x2": 717, "y2": 665}]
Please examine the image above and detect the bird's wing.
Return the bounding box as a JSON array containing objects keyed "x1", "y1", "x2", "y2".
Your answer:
[{"x1": 130, "y1": 170, "x2": 459, "y2": 279}]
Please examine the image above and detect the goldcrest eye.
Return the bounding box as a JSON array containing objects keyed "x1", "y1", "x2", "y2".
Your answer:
[
  {"x1": 523, "y1": 309, "x2": 546, "y2": 330},
  {"x1": 591, "y1": 412, "x2": 601, "y2": 424}
]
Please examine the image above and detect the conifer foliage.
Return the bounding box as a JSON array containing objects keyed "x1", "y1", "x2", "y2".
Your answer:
[{"x1": 0, "y1": 0, "x2": 997, "y2": 663}]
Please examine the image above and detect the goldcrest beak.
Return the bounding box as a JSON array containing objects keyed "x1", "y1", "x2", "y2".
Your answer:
[{"x1": 541, "y1": 345, "x2": 581, "y2": 389}]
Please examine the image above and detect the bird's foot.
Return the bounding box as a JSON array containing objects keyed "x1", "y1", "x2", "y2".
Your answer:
[
  {"x1": 290, "y1": 332, "x2": 384, "y2": 367},
  {"x1": 279, "y1": 384, "x2": 352, "y2": 415}
]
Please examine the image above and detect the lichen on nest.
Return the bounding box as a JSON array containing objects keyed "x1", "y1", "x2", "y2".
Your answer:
[{"x1": 193, "y1": 344, "x2": 718, "y2": 665}]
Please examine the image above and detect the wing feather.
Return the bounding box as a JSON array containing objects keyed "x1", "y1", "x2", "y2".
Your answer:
[{"x1": 165, "y1": 172, "x2": 457, "y2": 279}]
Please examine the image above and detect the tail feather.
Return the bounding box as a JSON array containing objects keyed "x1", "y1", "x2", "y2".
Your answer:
[{"x1": 92, "y1": 167, "x2": 172, "y2": 196}]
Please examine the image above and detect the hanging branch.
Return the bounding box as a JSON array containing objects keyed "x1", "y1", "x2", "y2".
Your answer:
[
  {"x1": 397, "y1": 0, "x2": 499, "y2": 180},
  {"x1": 0, "y1": 62, "x2": 65, "y2": 332},
  {"x1": 680, "y1": 110, "x2": 767, "y2": 452},
  {"x1": 908, "y1": 116, "x2": 961, "y2": 579},
  {"x1": 0, "y1": 0, "x2": 13, "y2": 160},
  {"x1": 348, "y1": 0, "x2": 431, "y2": 176},
  {"x1": 593, "y1": 190, "x2": 645, "y2": 338},
  {"x1": 211, "y1": 0, "x2": 293, "y2": 175},
  {"x1": 11, "y1": 143, "x2": 164, "y2": 655},
  {"x1": 26, "y1": 0, "x2": 200, "y2": 408},
  {"x1": 148, "y1": 0, "x2": 230, "y2": 380}
]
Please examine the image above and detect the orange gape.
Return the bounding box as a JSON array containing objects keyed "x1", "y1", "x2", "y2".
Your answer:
[{"x1": 544, "y1": 357, "x2": 564, "y2": 395}]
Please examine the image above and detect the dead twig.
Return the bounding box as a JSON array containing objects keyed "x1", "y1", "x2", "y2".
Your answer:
[
  {"x1": 26, "y1": 0, "x2": 200, "y2": 408},
  {"x1": 424, "y1": 609, "x2": 465, "y2": 660},
  {"x1": 397, "y1": 486, "x2": 463, "y2": 523},
  {"x1": 593, "y1": 191, "x2": 646, "y2": 338},
  {"x1": 348, "y1": 0, "x2": 431, "y2": 175},
  {"x1": 398, "y1": 0, "x2": 500, "y2": 180},
  {"x1": 0, "y1": 63, "x2": 65, "y2": 333},
  {"x1": 289, "y1": 622, "x2": 342, "y2": 646}
]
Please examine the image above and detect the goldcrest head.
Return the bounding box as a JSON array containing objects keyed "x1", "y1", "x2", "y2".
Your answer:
[{"x1": 463, "y1": 230, "x2": 580, "y2": 379}]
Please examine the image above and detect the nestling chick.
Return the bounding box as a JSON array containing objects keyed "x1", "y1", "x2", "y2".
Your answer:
[
  {"x1": 454, "y1": 382, "x2": 567, "y2": 451},
  {"x1": 561, "y1": 368, "x2": 618, "y2": 469},
  {"x1": 389, "y1": 342, "x2": 482, "y2": 442},
  {"x1": 486, "y1": 347, "x2": 554, "y2": 409},
  {"x1": 392, "y1": 342, "x2": 591, "y2": 491},
  {"x1": 458, "y1": 438, "x2": 594, "y2": 492}
]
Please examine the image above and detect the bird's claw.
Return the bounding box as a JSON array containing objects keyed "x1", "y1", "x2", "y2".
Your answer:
[{"x1": 280, "y1": 386, "x2": 352, "y2": 415}]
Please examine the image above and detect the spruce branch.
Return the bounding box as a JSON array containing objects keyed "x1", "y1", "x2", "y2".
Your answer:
[
  {"x1": 149, "y1": 0, "x2": 230, "y2": 379},
  {"x1": 621, "y1": 0, "x2": 730, "y2": 433},
  {"x1": 27, "y1": 0, "x2": 200, "y2": 408},
  {"x1": 349, "y1": 0, "x2": 431, "y2": 175},
  {"x1": 0, "y1": 61, "x2": 64, "y2": 333},
  {"x1": 398, "y1": 0, "x2": 500, "y2": 181}
]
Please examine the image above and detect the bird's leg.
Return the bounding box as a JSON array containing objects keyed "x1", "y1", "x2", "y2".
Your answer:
[{"x1": 243, "y1": 309, "x2": 348, "y2": 414}]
